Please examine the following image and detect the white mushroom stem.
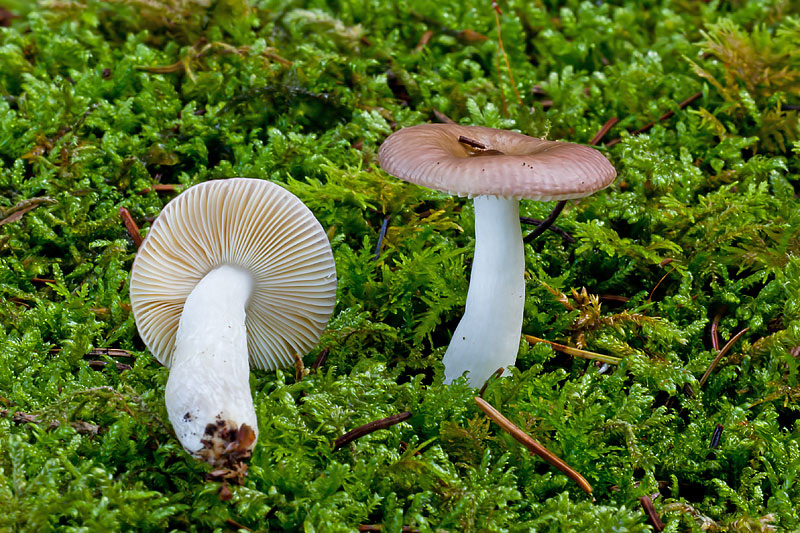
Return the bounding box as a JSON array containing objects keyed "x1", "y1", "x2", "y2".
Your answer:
[
  {"x1": 165, "y1": 264, "x2": 259, "y2": 455},
  {"x1": 443, "y1": 195, "x2": 525, "y2": 386}
]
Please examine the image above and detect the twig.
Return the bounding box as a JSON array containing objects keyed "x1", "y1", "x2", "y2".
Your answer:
[
  {"x1": 519, "y1": 217, "x2": 574, "y2": 243},
  {"x1": 311, "y1": 347, "x2": 329, "y2": 373},
  {"x1": 524, "y1": 335, "x2": 621, "y2": 365},
  {"x1": 638, "y1": 495, "x2": 665, "y2": 532},
  {"x1": 479, "y1": 367, "x2": 505, "y2": 397},
  {"x1": 119, "y1": 207, "x2": 143, "y2": 248},
  {"x1": 522, "y1": 201, "x2": 567, "y2": 243},
  {"x1": 474, "y1": 397, "x2": 593, "y2": 495},
  {"x1": 606, "y1": 91, "x2": 702, "y2": 147},
  {"x1": 710, "y1": 306, "x2": 726, "y2": 352},
  {"x1": 588, "y1": 117, "x2": 619, "y2": 146},
  {"x1": 458, "y1": 136, "x2": 487, "y2": 150},
  {"x1": 698, "y1": 328, "x2": 749, "y2": 388},
  {"x1": 373, "y1": 216, "x2": 391, "y2": 260},
  {"x1": 333, "y1": 412, "x2": 412, "y2": 451}
]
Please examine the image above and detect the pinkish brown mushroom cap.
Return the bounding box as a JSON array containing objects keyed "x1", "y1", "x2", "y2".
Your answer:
[
  {"x1": 377, "y1": 124, "x2": 616, "y2": 200},
  {"x1": 377, "y1": 124, "x2": 616, "y2": 387}
]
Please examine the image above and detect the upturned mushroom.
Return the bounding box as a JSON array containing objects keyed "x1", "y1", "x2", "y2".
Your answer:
[
  {"x1": 378, "y1": 124, "x2": 615, "y2": 386},
  {"x1": 129, "y1": 178, "x2": 337, "y2": 465}
]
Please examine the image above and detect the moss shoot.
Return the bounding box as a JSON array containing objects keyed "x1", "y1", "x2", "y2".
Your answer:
[{"x1": 1, "y1": 0, "x2": 799, "y2": 531}]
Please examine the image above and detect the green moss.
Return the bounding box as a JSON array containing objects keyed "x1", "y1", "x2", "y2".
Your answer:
[{"x1": 1, "y1": 0, "x2": 799, "y2": 530}]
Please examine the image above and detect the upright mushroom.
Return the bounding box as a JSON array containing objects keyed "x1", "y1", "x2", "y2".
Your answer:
[
  {"x1": 129, "y1": 178, "x2": 337, "y2": 465},
  {"x1": 378, "y1": 124, "x2": 615, "y2": 386}
]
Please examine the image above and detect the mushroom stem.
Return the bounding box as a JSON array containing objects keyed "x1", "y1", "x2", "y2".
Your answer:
[
  {"x1": 165, "y1": 264, "x2": 258, "y2": 461},
  {"x1": 443, "y1": 195, "x2": 524, "y2": 385}
]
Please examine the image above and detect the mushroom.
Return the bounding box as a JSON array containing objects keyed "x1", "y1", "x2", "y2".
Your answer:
[
  {"x1": 129, "y1": 178, "x2": 337, "y2": 465},
  {"x1": 378, "y1": 124, "x2": 615, "y2": 386}
]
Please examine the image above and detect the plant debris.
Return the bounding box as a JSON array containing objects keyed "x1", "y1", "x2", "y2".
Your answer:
[{"x1": 1, "y1": 1, "x2": 799, "y2": 531}]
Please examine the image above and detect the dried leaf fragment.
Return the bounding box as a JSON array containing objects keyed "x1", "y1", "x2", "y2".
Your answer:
[{"x1": 0, "y1": 197, "x2": 56, "y2": 227}]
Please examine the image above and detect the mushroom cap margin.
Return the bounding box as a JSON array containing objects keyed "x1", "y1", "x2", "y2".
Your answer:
[{"x1": 377, "y1": 124, "x2": 616, "y2": 200}]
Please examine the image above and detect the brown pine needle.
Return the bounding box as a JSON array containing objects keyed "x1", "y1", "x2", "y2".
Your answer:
[
  {"x1": 639, "y1": 495, "x2": 665, "y2": 532},
  {"x1": 334, "y1": 412, "x2": 412, "y2": 451},
  {"x1": 413, "y1": 30, "x2": 434, "y2": 53},
  {"x1": 606, "y1": 91, "x2": 702, "y2": 147},
  {"x1": 494, "y1": 47, "x2": 508, "y2": 116},
  {"x1": 138, "y1": 183, "x2": 177, "y2": 195},
  {"x1": 710, "y1": 306, "x2": 726, "y2": 352},
  {"x1": 86, "y1": 347, "x2": 134, "y2": 358},
  {"x1": 699, "y1": 327, "x2": 749, "y2": 388},
  {"x1": 525, "y1": 335, "x2": 621, "y2": 365},
  {"x1": 225, "y1": 518, "x2": 252, "y2": 531},
  {"x1": 119, "y1": 207, "x2": 143, "y2": 248},
  {"x1": 432, "y1": 108, "x2": 456, "y2": 124},
  {"x1": 479, "y1": 367, "x2": 505, "y2": 397},
  {"x1": 492, "y1": 1, "x2": 523, "y2": 107},
  {"x1": 311, "y1": 347, "x2": 330, "y2": 373},
  {"x1": 630, "y1": 91, "x2": 703, "y2": 136},
  {"x1": 358, "y1": 526, "x2": 419, "y2": 533},
  {"x1": 589, "y1": 117, "x2": 619, "y2": 146},
  {"x1": 648, "y1": 265, "x2": 676, "y2": 302},
  {"x1": 474, "y1": 397, "x2": 593, "y2": 496}
]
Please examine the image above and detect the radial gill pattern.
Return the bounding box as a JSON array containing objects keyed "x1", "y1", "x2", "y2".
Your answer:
[{"x1": 129, "y1": 178, "x2": 337, "y2": 370}]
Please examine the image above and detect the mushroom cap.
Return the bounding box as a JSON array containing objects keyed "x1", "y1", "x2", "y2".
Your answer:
[
  {"x1": 130, "y1": 178, "x2": 337, "y2": 370},
  {"x1": 377, "y1": 124, "x2": 616, "y2": 200}
]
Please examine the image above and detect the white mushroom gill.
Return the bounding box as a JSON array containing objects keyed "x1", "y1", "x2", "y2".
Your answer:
[
  {"x1": 130, "y1": 178, "x2": 337, "y2": 466},
  {"x1": 165, "y1": 264, "x2": 258, "y2": 459},
  {"x1": 442, "y1": 195, "x2": 525, "y2": 386}
]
